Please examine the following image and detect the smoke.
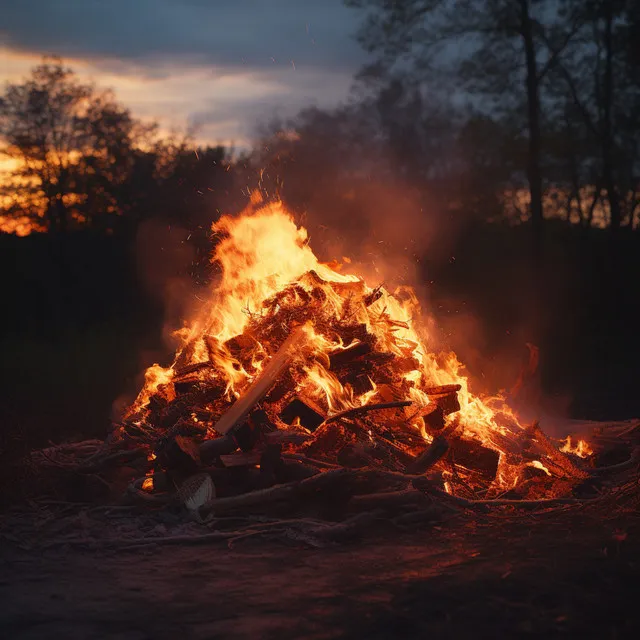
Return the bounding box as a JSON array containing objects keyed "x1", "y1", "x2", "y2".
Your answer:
[
  {"x1": 135, "y1": 219, "x2": 201, "y2": 337},
  {"x1": 111, "y1": 219, "x2": 202, "y2": 420},
  {"x1": 257, "y1": 150, "x2": 574, "y2": 429}
]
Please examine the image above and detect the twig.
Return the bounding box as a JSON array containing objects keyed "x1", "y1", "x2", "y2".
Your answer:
[
  {"x1": 282, "y1": 454, "x2": 341, "y2": 469},
  {"x1": 412, "y1": 476, "x2": 593, "y2": 511}
]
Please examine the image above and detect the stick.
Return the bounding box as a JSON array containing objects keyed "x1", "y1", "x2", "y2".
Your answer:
[
  {"x1": 282, "y1": 454, "x2": 341, "y2": 469},
  {"x1": 411, "y1": 476, "x2": 590, "y2": 510},
  {"x1": 212, "y1": 324, "x2": 310, "y2": 435},
  {"x1": 324, "y1": 401, "x2": 412, "y2": 425},
  {"x1": 205, "y1": 468, "x2": 349, "y2": 515}
]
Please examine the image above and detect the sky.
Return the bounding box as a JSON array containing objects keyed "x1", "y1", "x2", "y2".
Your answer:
[{"x1": 0, "y1": 0, "x2": 368, "y2": 148}]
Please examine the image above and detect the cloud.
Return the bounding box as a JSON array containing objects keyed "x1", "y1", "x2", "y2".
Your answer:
[
  {"x1": 0, "y1": 0, "x2": 366, "y2": 74},
  {"x1": 0, "y1": 0, "x2": 367, "y2": 146}
]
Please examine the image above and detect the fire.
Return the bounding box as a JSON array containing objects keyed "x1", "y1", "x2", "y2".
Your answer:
[
  {"x1": 123, "y1": 194, "x2": 581, "y2": 495},
  {"x1": 560, "y1": 436, "x2": 593, "y2": 459}
]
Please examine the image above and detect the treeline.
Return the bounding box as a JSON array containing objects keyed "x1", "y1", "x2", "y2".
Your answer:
[
  {"x1": 0, "y1": 58, "x2": 244, "y2": 241},
  {"x1": 258, "y1": 0, "x2": 640, "y2": 232},
  {"x1": 3, "y1": 0, "x2": 640, "y2": 240}
]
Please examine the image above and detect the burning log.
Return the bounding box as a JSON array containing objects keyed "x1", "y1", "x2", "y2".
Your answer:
[
  {"x1": 428, "y1": 390, "x2": 461, "y2": 416},
  {"x1": 345, "y1": 373, "x2": 375, "y2": 397},
  {"x1": 157, "y1": 435, "x2": 200, "y2": 473},
  {"x1": 159, "y1": 386, "x2": 225, "y2": 430},
  {"x1": 404, "y1": 435, "x2": 450, "y2": 475},
  {"x1": 232, "y1": 421, "x2": 259, "y2": 452},
  {"x1": 148, "y1": 393, "x2": 169, "y2": 414},
  {"x1": 336, "y1": 323, "x2": 369, "y2": 344},
  {"x1": 447, "y1": 438, "x2": 501, "y2": 480},
  {"x1": 173, "y1": 377, "x2": 201, "y2": 396},
  {"x1": 280, "y1": 398, "x2": 325, "y2": 432},
  {"x1": 328, "y1": 341, "x2": 372, "y2": 370},
  {"x1": 174, "y1": 361, "x2": 212, "y2": 378},
  {"x1": 337, "y1": 443, "x2": 377, "y2": 469},
  {"x1": 224, "y1": 333, "x2": 256, "y2": 357},
  {"x1": 421, "y1": 404, "x2": 446, "y2": 432},
  {"x1": 212, "y1": 324, "x2": 309, "y2": 435},
  {"x1": 364, "y1": 284, "x2": 384, "y2": 307},
  {"x1": 424, "y1": 384, "x2": 462, "y2": 396},
  {"x1": 199, "y1": 435, "x2": 238, "y2": 464}
]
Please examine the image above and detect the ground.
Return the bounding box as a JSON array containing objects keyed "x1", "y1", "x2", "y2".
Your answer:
[{"x1": 1, "y1": 513, "x2": 639, "y2": 640}]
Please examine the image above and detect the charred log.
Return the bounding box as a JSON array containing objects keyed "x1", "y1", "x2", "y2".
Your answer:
[
  {"x1": 447, "y1": 438, "x2": 500, "y2": 480},
  {"x1": 404, "y1": 435, "x2": 450, "y2": 475},
  {"x1": 280, "y1": 398, "x2": 326, "y2": 432},
  {"x1": 328, "y1": 341, "x2": 372, "y2": 370}
]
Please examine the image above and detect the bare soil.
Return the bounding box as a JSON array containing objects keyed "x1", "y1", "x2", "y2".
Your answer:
[{"x1": 1, "y1": 514, "x2": 639, "y2": 640}]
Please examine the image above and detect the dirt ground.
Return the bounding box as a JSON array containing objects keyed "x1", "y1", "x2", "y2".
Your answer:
[{"x1": 1, "y1": 513, "x2": 639, "y2": 640}]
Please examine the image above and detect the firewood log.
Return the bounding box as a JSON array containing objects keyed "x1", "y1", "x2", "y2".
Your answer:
[
  {"x1": 199, "y1": 435, "x2": 238, "y2": 465},
  {"x1": 447, "y1": 437, "x2": 500, "y2": 480},
  {"x1": 157, "y1": 435, "x2": 200, "y2": 473},
  {"x1": 174, "y1": 361, "x2": 213, "y2": 378},
  {"x1": 424, "y1": 384, "x2": 462, "y2": 396},
  {"x1": 328, "y1": 341, "x2": 372, "y2": 369},
  {"x1": 212, "y1": 324, "x2": 309, "y2": 435},
  {"x1": 280, "y1": 398, "x2": 325, "y2": 432},
  {"x1": 404, "y1": 435, "x2": 450, "y2": 475}
]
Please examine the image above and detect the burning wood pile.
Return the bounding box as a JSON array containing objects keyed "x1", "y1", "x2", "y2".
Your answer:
[{"x1": 22, "y1": 196, "x2": 640, "y2": 546}]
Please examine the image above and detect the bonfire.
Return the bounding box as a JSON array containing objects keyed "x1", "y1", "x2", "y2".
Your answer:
[{"x1": 20, "y1": 195, "x2": 640, "y2": 548}]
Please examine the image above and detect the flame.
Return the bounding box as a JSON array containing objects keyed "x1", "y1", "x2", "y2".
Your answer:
[
  {"x1": 125, "y1": 194, "x2": 547, "y2": 490},
  {"x1": 560, "y1": 436, "x2": 593, "y2": 458},
  {"x1": 125, "y1": 364, "x2": 175, "y2": 419}
]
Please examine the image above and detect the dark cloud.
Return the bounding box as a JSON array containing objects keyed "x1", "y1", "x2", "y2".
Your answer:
[
  {"x1": 186, "y1": 67, "x2": 354, "y2": 140},
  {"x1": 0, "y1": 0, "x2": 366, "y2": 75}
]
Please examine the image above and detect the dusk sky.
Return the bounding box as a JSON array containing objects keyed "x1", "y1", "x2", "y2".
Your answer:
[{"x1": 0, "y1": 0, "x2": 368, "y2": 148}]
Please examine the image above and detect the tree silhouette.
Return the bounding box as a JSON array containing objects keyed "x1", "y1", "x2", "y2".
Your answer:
[
  {"x1": 0, "y1": 57, "x2": 156, "y2": 232},
  {"x1": 345, "y1": 0, "x2": 587, "y2": 238}
]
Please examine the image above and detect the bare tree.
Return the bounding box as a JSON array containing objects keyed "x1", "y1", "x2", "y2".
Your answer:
[{"x1": 345, "y1": 0, "x2": 583, "y2": 239}]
